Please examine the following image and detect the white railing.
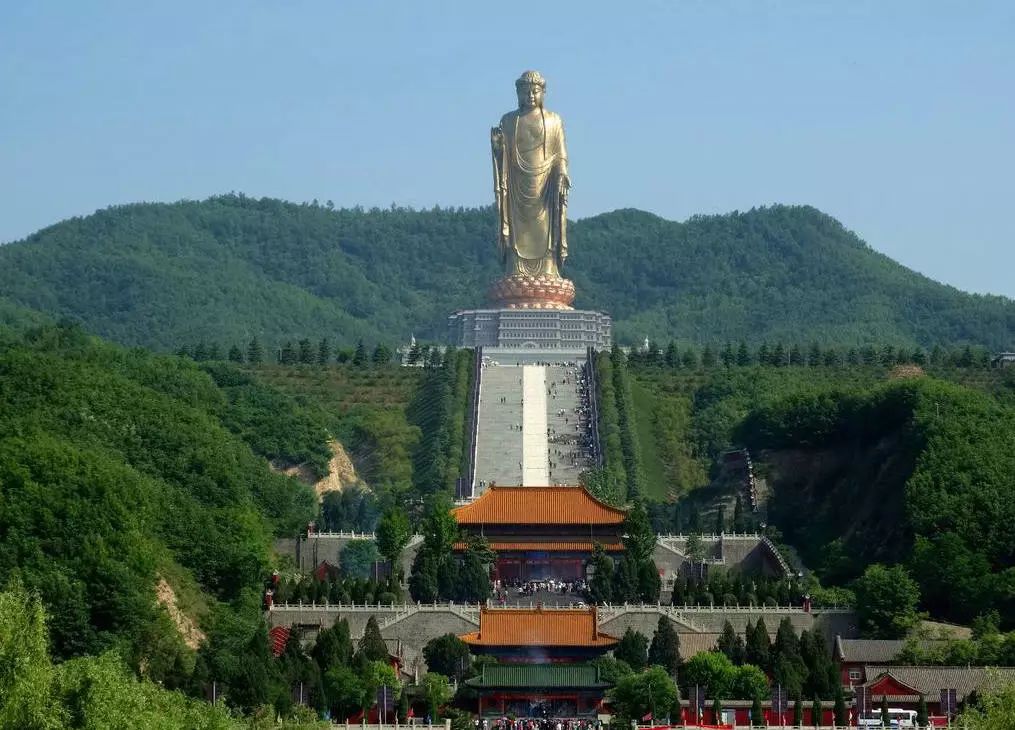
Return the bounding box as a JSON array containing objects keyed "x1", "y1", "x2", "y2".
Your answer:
[{"x1": 268, "y1": 600, "x2": 851, "y2": 614}]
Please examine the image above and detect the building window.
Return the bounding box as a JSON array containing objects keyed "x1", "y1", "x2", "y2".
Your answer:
[{"x1": 848, "y1": 670, "x2": 861, "y2": 682}]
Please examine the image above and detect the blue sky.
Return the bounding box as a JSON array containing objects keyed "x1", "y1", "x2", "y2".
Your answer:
[{"x1": 2, "y1": 1, "x2": 1013, "y2": 298}]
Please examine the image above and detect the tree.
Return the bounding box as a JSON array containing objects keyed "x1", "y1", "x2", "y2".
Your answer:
[
  {"x1": 420, "y1": 673, "x2": 453, "y2": 720},
  {"x1": 298, "y1": 339, "x2": 314, "y2": 364},
  {"x1": 712, "y1": 697, "x2": 723, "y2": 724},
  {"x1": 745, "y1": 618, "x2": 771, "y2": 671},
  {"x1": 717, "y1": 621, "x2": 746, "y2": 665},
  {"x1": 880, "y1": 694, "x2": 890, "y2": 726},
  {"x1": 702, "y1": 345, "x2": 717, "y2": 368},
  {"x1": 458, "y1": 548, "x2": 492, "y2": 603},
  {"x1": 227, "y1": 344, "x2": 243, "y2": 363},
  {"x1": 0, "y1": 579, "x2": 62, "y2": 729},
  {"x1": 312, "y1": 619, "x2": 353, "y2": 670},
  {"x1": 324, "y1": 664, "x2": 364, "y2": 719},
  {"x1": 811, "y1": 696, "x2": 822, "y2": 727},
  {"x1": 648, "y1": 616, "x2": 681, "y2": 675},
  {"x1": 372, "y1": 344, "x2": 393, "y2": 365},
  {"x1": 422, "y1": 634, "x2": 472, "y2": 681},
  {"x1": 587, "y1": 544, "x2": 614, "y2": 604},
  {"x1": 352, "y1": 341, "x2": 368, "y2": 367},
  {"x1": 834, "y1": 687, "x2": 848, "y2": 726},
  {"x1": 751, "y1": 696, "x2": 764, "y2": 727},
  {"x1": 375, "y1": 508, "x2": 411, "y2": 567},
  {"x1": 247, "y1": 337, "x2": 264, "y2": 364},
  {"x1": 361, "y1": 660, "x2": 400, "y2": 714},
  {"x1": 357, "y1": 616, "x2": 388, "y2": 663},
  {"x1": 280, "y1": 341, "x2": 296, "y2": 364},
  {"x1": 614, "y1": 628, "x2": 648, "y2": 671},
  {"x1": 853, "y1": 564, "x2": 921, "y2": 638},
  {"x1": 610, "y1": 666, "x2": 677, "y2": 723},
  {"x1": 771, "y1": 617, "x2": 807, "y2": 698},
  {"x1": 736, "y1": 341, "x2": 751, "y2": 366},
  {"x1": 793, "y1": 697, "x2": 804, "y2": 726},
  {"x1": 317, "y1": 338, "x2": 331, "y2": 365}
]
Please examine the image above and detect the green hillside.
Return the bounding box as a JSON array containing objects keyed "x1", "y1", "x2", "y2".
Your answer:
[
  {"x1": 0, "y1": 195, "x2": 1011, "y2": 350},
  {"x1": 624, "y1": 352, "x2": 1015, "y2": 627},
  {"x1": 0, "y1": 321, "x2": 334, "y2": 709}
]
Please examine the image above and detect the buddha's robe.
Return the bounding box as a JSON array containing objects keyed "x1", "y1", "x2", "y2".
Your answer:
[{"x1": 492, "y1": 107, "x2": 569, "y2": 278}]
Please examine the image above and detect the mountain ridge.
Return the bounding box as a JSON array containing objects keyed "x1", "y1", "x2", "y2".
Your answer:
[{"x1": 0, "y1": 195, "x2": 1010, "y2": 350}]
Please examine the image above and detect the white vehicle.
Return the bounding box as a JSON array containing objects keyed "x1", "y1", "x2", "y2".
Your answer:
[{"x1": 858, "y1": 708, "x2": 918, "y2": 728}]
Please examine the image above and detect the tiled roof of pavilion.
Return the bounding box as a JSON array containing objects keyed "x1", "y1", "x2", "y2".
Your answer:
[
  {"x1": 862, "y1": 665, "x2": 1015, "y2": 703},
  {"x1": 453, "y1": 486, "x2": 626, "y2": 526},
  {"x1": 460, "y1": 607, "x2": 618, "y2": 648}
]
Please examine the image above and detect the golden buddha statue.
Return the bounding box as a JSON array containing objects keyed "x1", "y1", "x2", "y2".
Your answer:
[{"x1": 489, "y1": 71, "x2": 575, "y2": 309}]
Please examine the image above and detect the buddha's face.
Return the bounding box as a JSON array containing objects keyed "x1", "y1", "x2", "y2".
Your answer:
[{"x1": 516, "y1": 82, "x2": 544, "y2": 111}]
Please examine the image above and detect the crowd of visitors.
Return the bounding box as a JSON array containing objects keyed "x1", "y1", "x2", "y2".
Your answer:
[{"x1": 479, "y1": 719, "x2": 602, "y2": 730}]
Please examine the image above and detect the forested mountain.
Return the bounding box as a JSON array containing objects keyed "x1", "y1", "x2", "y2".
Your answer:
[
  {"x1": 0, "y1": 320, "x2": 332, "y2": 706},
  {"x1": 0, "y1": 195, "x2": 1011, "y2": 350}
]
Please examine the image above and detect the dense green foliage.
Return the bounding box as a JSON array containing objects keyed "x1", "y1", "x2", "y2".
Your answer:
[
  {"x1": 0, "y1": 323, "x2": 337, "y2": 720},
  {"x1": 0, "y1": 581, "x2": 325, "y2": 728},
  {"x1": 2, "y1": 196, "x2": 1012, "y2": 350},
  {"x1": 408, "y1": 348, "x2": 475, "y2": 498},
  {"x1": 739, "y1": 377, "x2": 1015, "y2": 626}
]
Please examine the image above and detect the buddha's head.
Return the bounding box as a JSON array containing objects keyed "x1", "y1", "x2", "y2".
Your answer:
[{"x1": 515, "y1": 70, "x2": 546, "y2": 111}]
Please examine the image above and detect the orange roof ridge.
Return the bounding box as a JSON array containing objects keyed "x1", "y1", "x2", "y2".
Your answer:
[
  {"x1": 460, "y1": 606, "x2": 619, "y2": 648},
  {"x1": 453, "y1": 485, "x2": 627, "y2": 526}
]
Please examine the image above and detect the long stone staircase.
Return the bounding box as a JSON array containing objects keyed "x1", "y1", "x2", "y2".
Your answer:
[
  {"x1": 471, "y1": 356, "x2": 593, "y2": 496},
  {"x1": 472, "y1": 365, "x2": 524, "y2": 491}
]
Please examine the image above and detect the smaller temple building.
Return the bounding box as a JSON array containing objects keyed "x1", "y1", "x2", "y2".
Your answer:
[
  {"x1": 452, "y1": 486, "x2": 626, "y2": 582},
  {"x1": 466, "y1": 664, "x2": 611, "y2": 718},
  {"x1": 460, "y1": 606, "x2": 618, "y2": 717}
]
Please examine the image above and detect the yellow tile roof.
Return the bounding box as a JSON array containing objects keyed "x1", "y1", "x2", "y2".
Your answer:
[
  {"x1": 460, "y1": 607, "x2": 618, "y2": 648},
  {"x1": 453, "y1": 486, "x2": 626, "y2": 526}
]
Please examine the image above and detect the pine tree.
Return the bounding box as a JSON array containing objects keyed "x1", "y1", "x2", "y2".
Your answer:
[
  {"x1": 792, "y1": 697, "x2": 804, "y2": 726},
  {"x1": 372, "y1": 344, "x2": 392, "y2": 365},
  {"x1": 701, "y1": 344, "x2": 717, "y2": 368},
  {"x1": 772, "y1": 342, "x2": 787, "y2": 367},
  {"x1": 789, "y1": 343, "x2": 804, "y2": 366},
  {"x1": 717, "y1": 620, "x2": 745, "y2": 665},
  {"x1": 193, "y1": 342, "x2": 209, "y2": 361},
  {"x1": 227, "y1": 344, "x2": 243, "y2": 363},
  {"x1": 317, "y1": 338, "x2": 331, "y2": 365},
  {"x1": 736, "y1": 341, "x2": 751, "y2": 366},
  {"x1": 665, "y1": 342, "x2": 680, "y2": 368},
  {"x1": 811, "y1": 697, "x2": 822, "y2": 727},
  {"x1": 681, "y1": 348, "x2": 698, "y2": 369},
  {"x1": 751, "y1": 696, "x2": 764, "y2": 727},
  {"x1": 757, "y1": 343, "x2": 771, "y2": 366},
  {"x1": 647, "y1": 615, "x2": 681, "y2": 675},
  {"x1": 357, "y1": 616, "x2": 389, "y2": 662},
  {"x1": 352, "y1": 340, "x2": 368, "y2": 367},
  {"x1": 807, "y1": 341, "x2": 822, "y2": 367},
  {"x1": 720, "y1": 342, "x2": 735, "y2": 367},
  {"x1": 247, "y1": 337, "x2": 264, "y2": 364},
  {"x1": 745, "y1": 618, "x2": 770, "y2": 671},
  {"x1": 714, "y1": 505, "x2": 725, "y2": 535},
  {"x1": 588, "y1": 544, "x2": 614, "y2": 604},
  {"x1": 612, "y1": 556, "x2": 640, "y2": 603},
  {"x1": 712, "y1": 698, "x2": 722, "y2": 725},
  {"x1": 916, "y1": 694, "x2": 928, "y2": 726},
  {"x1": 880, "y1": 695, "x2": 890, "y2": 726},
  {"x1": 280, "y1": 341, "x2": 296, "y2": 364},
  {"x1": 614, "y1": 628, "x2": 648, "y2": 671},
  {"x1": 772, "y1": 617, "x2": 807, "y2": 698},
  {"x1": 834, "y1": 687, "x2": 847, "y2": 726},
  {"x1": 298, "y1": 338, "x2": 314, "y2": 364}
]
